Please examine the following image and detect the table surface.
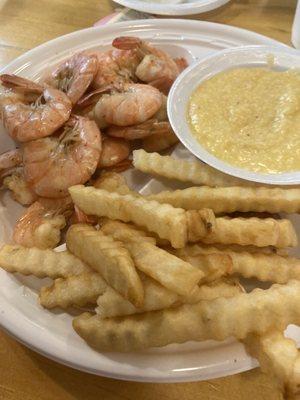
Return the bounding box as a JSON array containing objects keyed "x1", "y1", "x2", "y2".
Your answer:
[{"x1": 0, "y1": 0, "x2": 296, "y2": 399}]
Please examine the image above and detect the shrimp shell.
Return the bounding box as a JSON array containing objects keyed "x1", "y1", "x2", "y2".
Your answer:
[
  {"x1": 92, "y1": 83, "x2": 163, "y2": 128},
  {"x1": 0, "y1": 75, "x2": 72, "y2": 142},
  {"x1": 98, "y1": 136, "x2": 130, "y2": 168},
  {"x1": 23, "y1": 116, "x2": 102, "y2": 198},
  {"x1": 44, "y1": 52, "x2": 98, "y2": 105}
]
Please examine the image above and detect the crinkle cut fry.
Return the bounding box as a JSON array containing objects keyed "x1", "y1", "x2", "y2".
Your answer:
[
  {"x1": 132, "y1": 149, "x2": 257, "y2": 187},
  {"x1": 200, "y1": 217, "x2": 297, "y2": 248},
  {"x1": 244, "y1": 331, "x2": 300, "y2": 397},
  {"x1": 39, "y1": 272, "x2": 107, "y2": 308},
  {"x1": 0, "y1": 244, "x2": 90, "y2": 278},
  {"x1": 73, "y1": 280, "x2": 300, "y2": 352},
  {"x1": 121, "y1": 240, "x2": 203, "y2": 296},
  {"x1": 146, "y1": 186, "x2": 300, "y2": 214},
  {"x1": 66, "y1": 224, "x2": 144, "y2": 307},
  {"x1": 69, "y1": 185, "x2": 188, "y2": 248},
  {"x1": 176, "y1": 244, "x2": 300, "y2": 284}
]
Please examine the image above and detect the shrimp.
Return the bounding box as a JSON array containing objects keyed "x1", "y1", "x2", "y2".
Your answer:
[
  {"x1": 91, "y1": 83, "x2": 163, "y2": 128},
  {"x1": 91, "y1": 49, "x2": 140, "y2": 90},
  {"x1": 43, "y1": 52, "x2": 98, "y2": 105},
  {"x1": 23, "y1": 115, "x2": 102, "y2": 198},
  {"x1": 106, "y1": 118, "x2": 169, "y2": 140},
  {"x1": 13, "y1": 201, "x2": 66, "y2": 249},
  {"x1": 70, "y1": 205, "x2": 98, "y2": 225},
  {"x1": 141, "y1": 122, "x2": 179, "y2": 152},
  {"x1": 112, "y1": 37, "x2": 181, "y2": 94},
  {"x1": 98, "y1": 136, "x2": 130, "y2": 168},
  {"x1": 0, "y1": 74, "x2": 72, "y2": 142},
  {"x1": 0, "y1": 149, "x2": 22, "y2": 170}
]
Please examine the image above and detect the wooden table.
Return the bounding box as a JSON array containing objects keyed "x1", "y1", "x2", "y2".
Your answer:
[{"x1": 0, "y1": 1, "x2": 296, "y2": 399}]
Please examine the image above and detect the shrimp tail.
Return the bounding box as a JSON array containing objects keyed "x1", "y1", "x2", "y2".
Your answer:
[
  {"x1": 112, "y1": 36, "x2": 142, "y2": 51},
  {"x1": 149, "y1": 77, "x2": 174, "y2": 95},
  {"x1": 174, "y1": 57, "x2": 188, "y2": 72},
  {"x1": 0, "y1": 74, "x2": 43, "y2": 94}
]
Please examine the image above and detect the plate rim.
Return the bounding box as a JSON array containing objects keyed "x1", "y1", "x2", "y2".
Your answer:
[
  {"x1": 111, "y1": 0, "x2": 231, "y2": 16},
  {"x1": 0, "y1": 18, "x2": 287, "y2": 382}
]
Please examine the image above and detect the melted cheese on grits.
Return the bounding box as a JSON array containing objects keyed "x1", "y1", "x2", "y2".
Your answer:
[{"x1": 188, "y1": 68, "x2": 300, "y2": 173}]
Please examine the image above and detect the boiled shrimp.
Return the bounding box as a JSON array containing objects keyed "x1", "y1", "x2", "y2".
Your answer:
[
  {"x1": 106, "y1": 118, "x2": 169, "y2": 140},
  {"x1": 91, "y1": 49, "x2": 140, "y2": 90},
  {"x1": 141, "y1": 122, "x2": 179, "y2": 152},
  {"x1": 0, "y1": 74, "x2": 72, "y2": 142},
  {"x1": 91, "y1": 83, "x2": 163, "y2": 128},
  {"x1": 23, "y1": 115, "x2": 101, "y2": 198},
  {"x1": 13, "y1": 201, "x2": 66, "y2": 249},
  {"x1": 112, "y1": 37, "x2": 181, "y2": 94},
  {"x1": 98, "y1": 136, "x2": 130, "y2": 168},
  {"x1": 0, "y1": 149, "x2": 22, "y2": 170},
  {"x1": 43, "y1": 52, "x2": 98, "y2": 105}
]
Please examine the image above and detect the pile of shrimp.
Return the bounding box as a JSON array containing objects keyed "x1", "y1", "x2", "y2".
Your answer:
[{"x1": 0, "y1": 36, "x2": 187, "y2": 249}]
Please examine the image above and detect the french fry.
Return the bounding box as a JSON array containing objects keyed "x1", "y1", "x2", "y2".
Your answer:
[
  {"x1": 73, "y1": 280, "x2": 300, "y2": 352},
  {"x1": 69, "y1": 185, "x2": 188, "y2": 248},
  {"x1": 97, "y1": 278, "x2": 243, "y2": 317},
  {"x1": 132, "y1": 149, "x2": 256, "y2": 187},
  {"x1": 123, "y1": 241, "x2": 203, "y2": 296},
  {"x1": 186, "y1": 209, "x2": 216, "y2": 242},
  {"x1": 200, "y1": 217, "x2": 297, "y2": 248},
  {"x1": 0, "y1": 244, "x2": 90, "y2": 278},
  {"x1": 146, "y1": 186, "x2": 300, "y2": 214},
  {"x1": 176, "y1": 244, "x2": 300, "y2": 283},
  {"x1": 179, "y1": 243, "x2": 287, "y2": 256},
  {"x1": 244, "y1": 331, "x2": 300, "y2": 397},
  {"x1": 101, "y1": 220, "x2": 156, "y2": 245},
  {"x1": 66, "y1": 224, "x2": 144, "y2": 307},
  {"x1": 39, "y1": 272, "x2": 107, "y2": 308},
  {"x1": 101, "y1": 219, "x2": 204, "y2": 295}
]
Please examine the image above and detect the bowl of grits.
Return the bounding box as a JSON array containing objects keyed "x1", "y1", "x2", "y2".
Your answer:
[{"x1": 167, "y1": 45, "x2": 300, "y2": 185}]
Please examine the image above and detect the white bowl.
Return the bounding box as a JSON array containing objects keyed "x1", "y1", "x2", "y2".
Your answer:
[{"x1": 167, "y1": 45, "x2": 300, "y2": 185}]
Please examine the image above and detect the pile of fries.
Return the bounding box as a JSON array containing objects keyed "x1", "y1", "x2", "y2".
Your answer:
[{"x1": 2, "y1": 149, "x2": 300, "y2": 396}]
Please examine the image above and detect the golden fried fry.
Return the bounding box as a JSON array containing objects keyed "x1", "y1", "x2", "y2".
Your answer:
[
  {"x1": 101, "y1": 220, "x2": 156, "y2": 245},
  {"x1": 101, "y1": 219, "x2": 203, "y2": 295},
  {"x1": 39, "y1": 272, "x2": 107, "y2": 308},
  {"x1": 185, "y1": 243, "x2": 287, "y2": 256},
  {"x1": 97, "y1": 277, "x2": 242, "y2": 317},
  {"x1": 200, "y1": 217, "x2": 297, "y2": 248},
  {"x1": 66, "y1": 224, "x2": 144, "y2": 307},
  {"x1": 186, "y1": 209, "x2": 216, "y2": 242},
  {"x1": 176, "y1": 244, "x2": 300, "y2": 283},
  {"x1": 73, "y1": 280, "x2": 300, "y2": 352},
  {"x1": 0, "y1": 244, "x2": 90, "y2": 278},
  {"x1": 177, "y1": 252, "x2": 233, "y2": 283},
  {"x1": 124, "y1": 241, "x2": 203, "y2": 296},
  {"x1": 244, "y1": 331, "x2": 300, "y2": 397},
  {"x1": 132, "y1": 150, "x2": 256, "y2": 187},
  {"x1": 69, "y1": 185, "x2": 188, "y2": 248},
  {"x1": 146, "y1": 186, "x2": 300, "y2": 214}
]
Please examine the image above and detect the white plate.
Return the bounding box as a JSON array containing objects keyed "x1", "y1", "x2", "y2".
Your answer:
[
  {"x1": 112, "y1": 0, "x2": 230, "y2": 16},
  {"x1": 0, "y1": 19, "x2": 298, "y2": 383},
  {"x1": 168, "y1": 45, "x2": 300, "y2": 185}
]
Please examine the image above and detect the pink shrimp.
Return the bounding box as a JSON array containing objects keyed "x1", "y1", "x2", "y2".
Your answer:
[
  {"x1": 43, "y1": 52, "x2": 98, "y2": 105},
  {"x1": 90, "y1": 49, "x2": 140, "y2": 90},
  {"x1": 141, "y1": 122, "x2": 179, "y2": 152},
  {"x1": 13, "y1": 201, "x2": 67, "y2": 249},
  {"x1": 22, "y1": 115, "x2": 102, "y2": 198},
  {"x1": 0, "y1": 74, "x2": 72, "y2": 142},
  {"x1": 90, "y1": 83, "x2": 163, "y2": 128},
  {"x1": 112, "y1": 37, "x2": 181, "y2": 94},
  {"x1": 98, "y1": 136, "x2": 130, "y2": 168},
  {"x1": 106, "y1": 118, "x2": 172, "y2": 141}
]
